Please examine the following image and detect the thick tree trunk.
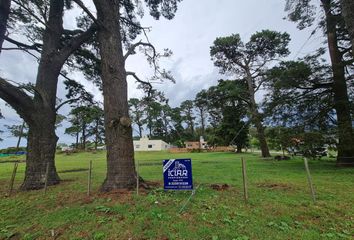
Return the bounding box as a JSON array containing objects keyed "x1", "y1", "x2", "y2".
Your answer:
[
  {"x1": 341, "y1": 0, "x2": 354, "y2": 57},
  {"x1": 94, "y1": 0, "x2": 137, "y2": 191},
  {"x1": 21, "y1": 118, "x2": 60, "y2": 190},
  {"x1": 0, "y1": 0, "x2": 11, "y2": 52},
  {"x1": 245, "y1": 70, "x2": 271, "y2": 158},
  {"x1": 323, "y1": 0, "x2": 354, "y2": 166},
  {"x1": 20, "y1": 0, "x2": 65, "y2": 190}
]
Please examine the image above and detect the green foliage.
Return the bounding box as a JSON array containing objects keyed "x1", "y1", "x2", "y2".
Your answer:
[
  {"x1": 4, "y1": 123, "x2": 28, "y2": 138},
  {"x1": 65, "y1": 104, "x2": 104, "y2": 149},
  {"x1": 210, "y1": 30, "x2": 290, "y2": 75},
  {"x1": 0, "y1": 146, "x2": 26, "y2": 154},
  {"x1": 264, "y1": 56, "x2": 336, "y2": 130}
]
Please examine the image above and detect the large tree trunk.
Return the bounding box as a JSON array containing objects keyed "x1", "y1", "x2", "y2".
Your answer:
[
  {"x1": 341, "y1": 0, "x2": 354, "y2": 56},
  {"x1": 21, "y1": 118, "x2": 60, "y2": 190},
  {"x1": 0, "y1": 0, "x2": 11, "y2": 52},
  {"x1": 245, "y1": 70, "x2": 271, "y2": 158},
  {"x1": 323, "y1": 0, "x2": 354, "y2": 166},
  {"x1": 93, "y1": 0, "x2": 137, "y2": 191},
  {"x1": 20, "y1": 0, "x2": 65, "y2": 189}
]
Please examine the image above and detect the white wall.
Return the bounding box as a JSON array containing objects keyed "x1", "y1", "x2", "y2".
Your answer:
[{"x1": 133, "y1": 137, "x2": 170, "y2": 151}]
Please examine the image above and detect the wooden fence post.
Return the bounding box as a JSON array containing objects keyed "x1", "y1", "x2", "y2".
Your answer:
[
  {"x1": 136, "y1": 159, "x2": 139, "y2": 196},
  {"x1": 241, "y1": 157, "x2": 248, "y2": 203},
  {"x1": 304, "y1": 158, "x2": 316, "y2": 203},
  {"x1": 8, "y1": 162, "x2": 19, "y2": 196},
  {"x1": 87, "y1": 160, "x2": 92, "y2": 196}
]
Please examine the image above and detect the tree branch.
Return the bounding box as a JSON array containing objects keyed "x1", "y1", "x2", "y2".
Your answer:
[
  {"x1": 120, "y1": 16, "x2": 151, "y2": 31},
  {"x1": 0, "y1": 77, "x2": 35, "y2": 123},
  {"x1": 72, "y1": 0, "x2": 100, "y2": 26},
  {"x1": 55, "y1": 98, "x2": 80, "y2": 112},
  {"x1": 4, "y1": 36, "x2": 42, "y2": 51},
  {"x1": 124, "y1": 40, "x2": 156, "y2": 61},
  {"x1": 58, "y1": 23, "x2": 97, "y2": 63},
  {"x1": 126, "y1": 71, "x2": 153, "y2": 92},
  {"x1": 12, "y1": 0, "x2": 49, "y2": 28}
]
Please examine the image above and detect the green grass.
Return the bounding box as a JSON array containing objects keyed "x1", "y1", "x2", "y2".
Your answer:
[{"x1": 0, "y1": 151, "x2": 353, "y2": 240}]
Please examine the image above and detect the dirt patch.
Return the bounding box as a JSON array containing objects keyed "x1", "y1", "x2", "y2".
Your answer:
[
  {"x1": 210, "y1": 184, "x2": 230, "y2": 191},
  {"x1": 256, "y1": 182, "x2": 293, "y2": 190}
]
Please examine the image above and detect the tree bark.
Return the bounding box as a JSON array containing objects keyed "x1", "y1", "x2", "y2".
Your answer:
[
  {"x1": 341, "y1": 0, "x2": 354, "y2": 57},
  {"x1": 245, "y1": 69, "x2": 271, "y2": 158},
  {"x1": 21, "y1": 118, "x2": 60, "y2": 190},
  {"x1": 93, "y1": 0, "x2": 137, "y2": 191},
  {"x1": 0, "y1": 0, "x2": 11, "y2": 52},
  {"x1": 323, "y1": 0, "x2": 354, "y2": 166}
]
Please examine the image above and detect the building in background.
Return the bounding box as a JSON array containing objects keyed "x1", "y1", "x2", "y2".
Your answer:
[
  {"x1": 133, "y1": 136, "x2": 170, "y2": 151},
  {"x1": 185, "y1": 136, "x2": 208, "y2": 150}
]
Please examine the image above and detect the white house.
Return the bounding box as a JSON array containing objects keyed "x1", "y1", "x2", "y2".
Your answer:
[{"x1": 133, "y1": 136, "x2": 170, "y2": 151}]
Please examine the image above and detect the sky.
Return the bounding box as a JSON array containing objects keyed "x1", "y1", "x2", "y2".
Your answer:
[{"x1": 0, "y1": 0, "x2": 324, "y2": 148}]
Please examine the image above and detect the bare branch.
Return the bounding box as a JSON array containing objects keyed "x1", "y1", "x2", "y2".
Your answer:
[
  {"x1": 124, "y1": 40, "x2": 156, "y2": 61},
  {"x1": 126, "y1": 71, "x2": 153, "y2": 90},
  {"x1": 4, "y1": 36, "x2": 42, "y2": 51}
]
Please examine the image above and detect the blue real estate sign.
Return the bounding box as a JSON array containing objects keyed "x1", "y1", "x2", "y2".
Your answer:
[{"x1": 163, "y1": 159, "x2": 193, "y2": 190}]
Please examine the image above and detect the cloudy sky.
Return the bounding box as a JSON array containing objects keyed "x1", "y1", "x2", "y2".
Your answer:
[{"x1": 0, "y1": 0, "x2": 324, "y2": 148}]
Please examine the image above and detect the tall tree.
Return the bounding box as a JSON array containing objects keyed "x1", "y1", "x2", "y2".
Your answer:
[
  {"x1": 180, "y1": 100, "x2": 195, "y2": 138},
  {"x1": 92, "y1": 0, "x2": 181, "y2": 191},
  {"x1": 194, "y1": 90, "x2": 208, "y2": 136},
  {"x1": 87, "y1": 105, "x2": 105, "y2": 150},
  {"x1": 200, "y1": 80, "x2": 249, "y2": 150},
  {"x1": 210, "y1": 30, "x2": 291, "y2": 157},
  {"x1": 285, "y1": 0, "x2": 354, "y2": 165},
  {"x1": 129, "y1": 98, "x2": 145, "y2": 138},
  {"x1": 5, "y1": 122, "x2": 27, "y2": 151},
  {"x1": 0, "y1": 0, "x2": 97, "y2": 189}
]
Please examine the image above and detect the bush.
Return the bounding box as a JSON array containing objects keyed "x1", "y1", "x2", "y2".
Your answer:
[{"x1": 0, "y1": 147, "x2": 26, "y2": 154}]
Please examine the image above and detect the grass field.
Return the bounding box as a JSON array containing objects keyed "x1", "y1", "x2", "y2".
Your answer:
[{"x1": 0, "y1": 151, "x2": 353, "y2": 240}]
